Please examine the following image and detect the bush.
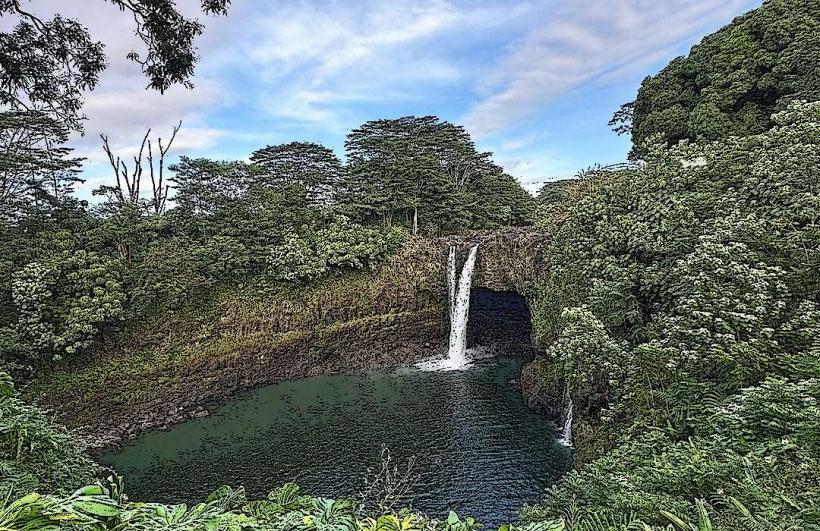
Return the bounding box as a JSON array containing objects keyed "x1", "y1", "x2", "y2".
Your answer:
[
  {"x1": 0, "y1": 373, "x2": 97, "y2": 498},
  {"x1": 11, "y1": 251, "x2": 125, "y2": 361},
  {"x1": 267, "y1": 217, "x2": 405, "y2": 284},
  {"x1": 524, "y1": 101, "x2": 820, "y2": 529}
]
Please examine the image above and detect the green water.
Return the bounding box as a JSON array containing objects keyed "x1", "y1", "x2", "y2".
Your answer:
[{"x1": 99, "y1": 357, "x2": 572, "y2": 526}]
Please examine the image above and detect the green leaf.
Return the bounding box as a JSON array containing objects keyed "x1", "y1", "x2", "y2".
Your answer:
[{"x1": 72, "y1": 498, "x2": 119, "y2": 517}]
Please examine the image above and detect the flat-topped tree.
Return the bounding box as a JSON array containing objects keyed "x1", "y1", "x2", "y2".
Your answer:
[
  {"x1": 343, "y1": 115, "x2": 504, "y2": 234},
  {"x1": 0, "y1": 0, "x2": 230, "y2": 131},
  {"x1": 249, "y1": 142, "x2": 344, "y2": 207}
]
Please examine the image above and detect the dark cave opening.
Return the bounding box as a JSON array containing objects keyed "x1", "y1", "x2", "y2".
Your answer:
[{"x1": 467, "y1": 287, "x2": 532, "y2": 351}]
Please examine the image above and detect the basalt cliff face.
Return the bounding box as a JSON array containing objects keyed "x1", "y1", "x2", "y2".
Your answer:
[{"x1": 437, "y1": 227, "x2": 548, "y2": 295}]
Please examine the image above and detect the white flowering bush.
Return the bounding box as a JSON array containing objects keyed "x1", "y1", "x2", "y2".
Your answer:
[
  {"x1": 546, "y1": 307, "x2": 626, "y2": 416},
  {"x1": 640, "y1": 215, "x2": 790, "y2": 391},
  {"x1": 11, "y1": 251, "x2": 125, "y2": 361}
]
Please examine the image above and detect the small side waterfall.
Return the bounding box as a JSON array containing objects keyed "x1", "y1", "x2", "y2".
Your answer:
[
  {"x1": 559, "y1": 400, "x2": 573, "y2": 446},
  {"x1": 446, "y1": 245, "x2": 479, "y2": 368}
]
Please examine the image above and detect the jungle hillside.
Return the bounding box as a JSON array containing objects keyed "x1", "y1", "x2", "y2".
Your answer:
[{"x1": 1, "y1": 0, "x2": 819, "y2": 530}]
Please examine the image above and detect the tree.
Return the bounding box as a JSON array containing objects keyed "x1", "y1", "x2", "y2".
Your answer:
[
  {"x1": 525, "y1": 101, "x2": 820, "y2": 529},
  {"x1": 0, "y1": 0, "x2": 230, "y2": 130},
  {"x1": 95, "y1": 121, "x2": 180, "y2": 216},
  {"x1": 90, "y1": 123, "x2": 180, "y2": 263},
  {"x1": 343, "y1": 115, "x2": 532, "y2": 234},
  {"x1": 168, "y1": 156, "x2": 316, "y2": 271},
  {"x1": 344, "y1": 116, "x2": 443, "y2": 230},
  {"x1": 250, "y1": 142, "x2": 343, "y2": 206},
  {"x1": 169, "y1": 156, "x2": 258, "y2": 218},
  {"x1": 0, "y1": 110, "x2": 83, "y2": 220},
  {"x1": 614, "y1": 0, "x2": 820, "y2": 158}
]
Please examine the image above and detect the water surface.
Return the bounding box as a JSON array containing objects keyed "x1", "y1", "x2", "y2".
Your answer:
[{"x1": 99, "y1": 357, "x2": 571, "y2": 526}]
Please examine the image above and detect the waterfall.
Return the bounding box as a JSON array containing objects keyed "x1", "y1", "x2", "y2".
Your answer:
[
  {"x1": 447, "y1": 246, "x2": 457, "y2": 323},
  {"x1": 446, "y1": 245, "x2": 479, "y2": 368},
  {"x1": 559, "y1": 399, "x2": 573, "y2": 446}
]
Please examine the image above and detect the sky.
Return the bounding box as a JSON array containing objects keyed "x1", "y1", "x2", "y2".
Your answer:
[{"x1": 3, "y1": 0, "x2": 763, "y2": 197}]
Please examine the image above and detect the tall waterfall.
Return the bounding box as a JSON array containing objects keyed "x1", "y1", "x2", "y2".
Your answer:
[
  {"x1": 559, "y1": 399, "x2": 573, "y2": 446},
  {"x1": 446, "y1": 245, "x2": 479, "y2": 368}
]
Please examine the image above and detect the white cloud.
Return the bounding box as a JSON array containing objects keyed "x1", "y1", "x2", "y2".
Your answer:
[
  {"x1": 235, "y1": 0, "x2": 535, "y2": 130},
  {"x1": 250, "y1": 2, "x2": 459, "y2": 76},
  {"x1": 2, "y1": 0, "x2": 762, "y2": 197},
  {"x1": 499, "y1": 132, "x2": 546, "y2": 151},
  {"x1": 464, "y1": 0, "x2": 759, "y2": 136}
]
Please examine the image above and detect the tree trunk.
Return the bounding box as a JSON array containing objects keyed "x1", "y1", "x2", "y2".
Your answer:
[{"x1": 412, "y1": 206, "x2": 418, "y2": 236}]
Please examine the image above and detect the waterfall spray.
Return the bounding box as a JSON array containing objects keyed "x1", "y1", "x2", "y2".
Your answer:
[{"x1": 446, "y1": 245, "x2": 479, "y2": 368}]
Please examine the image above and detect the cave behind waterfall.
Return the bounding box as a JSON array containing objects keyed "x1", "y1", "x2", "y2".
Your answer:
[{"x1": 467, "y1": 288, "x2": 532, "y2": 351}]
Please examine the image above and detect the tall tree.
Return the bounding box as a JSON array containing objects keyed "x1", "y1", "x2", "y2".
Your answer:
[
  {"x1": 0, "y1": 0, "x2": 230, "y2": 130},
  {"x1": 0, "y1": 110, "x2": 83, "y2": 220},
  {"x1": 344, "y1": 115, "x2": 533, "y2": 234},
  {"x1": 168, "y1": 156, "x2": 257, "y2": 218}
]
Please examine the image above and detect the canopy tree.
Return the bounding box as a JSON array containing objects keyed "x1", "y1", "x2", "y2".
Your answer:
[
  {"x1": 343, "y1": 115, "x2": 534, "y2": 234},
  {"x1": 169, "y1": 156, "x2": 259, "y2": 218},
  {"x1": 0, "y1": 110, "x2": 83, "y2": 220},
  {"x1": 168, "y1": 156, "x2": 314, "y2": 270},
  {"x1": 250, "y1": 141, "x2": 343, "y2": 206}
]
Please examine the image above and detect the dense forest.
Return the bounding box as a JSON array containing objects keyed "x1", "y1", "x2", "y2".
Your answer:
[{"x1": 1, "y1": 0, "x2": 819, "y2": 529}]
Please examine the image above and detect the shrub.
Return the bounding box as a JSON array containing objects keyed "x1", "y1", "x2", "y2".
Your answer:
[
  {"x1": 524, "y1": 102, "x2": 820, "y2": 529},
  {"x1": 267, "y1": 217, "x2": 405, "y2": 284},
  {"x1": 0, "y1": 373, "x2": 97, "y2": 497},
  {"x1": 11, "y1": 251, "x2": 125, "y2": 361}
]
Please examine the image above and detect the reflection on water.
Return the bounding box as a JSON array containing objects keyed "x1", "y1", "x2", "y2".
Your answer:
[{"x1": 98, "y1": 357, "x2": 572, "y2": 527}]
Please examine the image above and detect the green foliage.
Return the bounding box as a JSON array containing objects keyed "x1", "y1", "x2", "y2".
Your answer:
[
  {"x1": 0, "y1": 0, "x2": 229, "y2": 130},
  {"x1": 0, "y1": 478, "x2": 505, "y2": 531},
  {"x1": 251, "y1": 141, "x2": 345, "y2": 206},
  {"x1": 268, "y1": 217, "x2": 405, "y2": 284},
  {"x1": 0, "y1": 372, "x2": 96, "y2": 498},
  {"x1": 525, "y1": 101, "x2": 820, "y2": 529},
  {"x1": 169, "y1": 157, "x2": 264, "y2": 217},
  {"x1": 545, "y1": 307, "x2": 627, "y2": 418},
  {"x1": 615, "y1": 0, "x2": 820, "y2": 158},
  {"x1": 343, "y1": 116, "x2": 535, "y2": 233},
  {"x1": 0, "y1": 111, "x2": 84, "y2": 221},
  {"x1": 11, "y1": 251, "x2": 125, "y2": 361},
  {"x1": 535, "y1": 180, "x2": 573, "y2": 207}
]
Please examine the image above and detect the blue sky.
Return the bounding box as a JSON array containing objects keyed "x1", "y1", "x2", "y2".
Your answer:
[{"x1": 5, "y1": 0, "x2": 763, "y2": 196}]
